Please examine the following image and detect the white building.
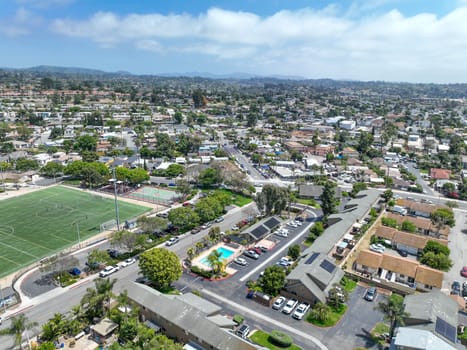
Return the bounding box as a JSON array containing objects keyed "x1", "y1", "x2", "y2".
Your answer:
[{"x1": 340, "y1": 120, "x2": 356, "y2": 130}]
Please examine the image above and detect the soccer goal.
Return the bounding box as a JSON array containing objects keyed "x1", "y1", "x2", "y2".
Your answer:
[{"x1": 100, "y1": 219, "x2": 118, "y2": 232}]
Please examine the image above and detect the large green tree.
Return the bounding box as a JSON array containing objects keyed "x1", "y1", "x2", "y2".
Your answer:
[
  {"x1": 139, "y1": 248, "x2": 182, "y2": 289},
  {"x1": 255, "y1": 184, "x2": 290, "y2": 216},
  {"x1": 320, "y1": 181, "x2": 338, "y2": 217},
  {"x1": 431, "y1": 208, "x2": 455, "y2": 230},
  {"x1": 258, "y1": 265, "x2": 286, "y2": 296},
  {"x1": 197, "y1": 167, "x2": 222, "y2": 187},
  {"x1": 168, "y1": 207, "x2": 200, "y2": 231},
  {"x1": 40, "y1": 162, "x2": 64, "y2": 178},
  {"x1": 136, "y1": 216, "x2": 168, "y2": 234}
]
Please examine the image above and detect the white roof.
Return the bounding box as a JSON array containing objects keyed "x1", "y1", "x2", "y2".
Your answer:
[{"x1": 394, "y1": 328, "x2": 458, "y2": 350}]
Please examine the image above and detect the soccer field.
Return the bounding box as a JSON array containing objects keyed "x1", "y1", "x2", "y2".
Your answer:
[{"x1": 0, "y1": 186, "x2": 150, "y2": 278}]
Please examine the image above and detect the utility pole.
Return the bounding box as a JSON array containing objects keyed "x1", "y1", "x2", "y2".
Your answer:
[{"x1": 112, "y1": 167, "x2": 120, "y2": 230}]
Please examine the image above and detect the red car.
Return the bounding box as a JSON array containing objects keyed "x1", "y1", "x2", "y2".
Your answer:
[{"x1": 461, "y1": 267, "x2": 467, "y2": 277}]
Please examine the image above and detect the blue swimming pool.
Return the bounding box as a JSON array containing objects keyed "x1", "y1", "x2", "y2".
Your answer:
[{"x1": 199, "y1": 246, "x2": 235, "y2": 267}]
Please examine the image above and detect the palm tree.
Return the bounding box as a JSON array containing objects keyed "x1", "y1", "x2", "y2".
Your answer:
[
  {"x1": 206, "y1": 250, "x2": 223, "y2": 276},
  {"x1": 0, "y1": 314, "x2": 38, "y2": 349},
  {"x1": 310, "y1": 303, "x2": 331, "y2": 323},
  {"x1": 95, "y1": 278, "x2": 117, "y2": 315},
  {"x1": 375, "y1": 294, "x2": 409, "y2": 339}
]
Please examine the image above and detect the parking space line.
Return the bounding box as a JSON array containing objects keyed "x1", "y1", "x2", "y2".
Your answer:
[
  {"x1": 201, "y1": 288, "x2": 328, "y2": 350},
  {"x1": 239, "y1": 211, "x2": 317, "y2": 282}
]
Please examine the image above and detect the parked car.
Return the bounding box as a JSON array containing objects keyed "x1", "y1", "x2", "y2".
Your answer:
[
  {"x1": 231, "y1": 225, "x2": 239, "y2": 231},
  {"x1": 120, "y1": 258, "x2": 136, "y2": 267},
  {"x1": 255, "y1": 245, "x2": 269, "y2": 253},
  {"x1": 274, "y1": 230, "x2": 288, "y2": 238},
  {"x1": 461, "y1": 266, "x2": 467, "y2": 277},
  {"x1": 396, "y1": 249, "x2": 408, "y2": 257},
  {"x1": 99, "y1": 266, "x2": 117, "y2": 278},
  {"x1": 292, "y1": 302, "x2": 310, "y2": 320},
  {"x1": 272, "y1": 296, "x2": 286, "y2": 310},
  {"x1": 233, "y1": 257, "x2": 248, "y2": 266},
  {"x1": 215, "y1": 216, "x2": 225, "y2": 223},
  {"x1": 107, "y1": 249, "x2": 120, "y2": 258},
  {"x1": 201, "y1": 222, "x2": 212, "y2": 229},
  {"x1": 452, "y1": 281, "x2": 461, "y2": 293},
  {"x1": 282, "y1": 298, "x2": 298, "y2": 314},
  {"x1": 251, "y1": 247, "x2": 262, "y2": 255},
  {"x1": 165, "y1": 237, "x2": 180, "y2": 246},
  {"x1": 364, "y1": 287, "x2": 377, "y2": 301},
  {"x1": 191, "y1": 227, "x2": 201, "y2": 234},
  {"x1": 69, "y1": 267, "x2": 81, "y2": 276},
  {"x1": 369, "y1": 243, "x2": 385, "y2": 253},
  {"x1": 236, "y1": 324, "x2": 250, "y2": 338},
  {"x1": 243, "y1": 250, "x2": 259, "y2": 260}
]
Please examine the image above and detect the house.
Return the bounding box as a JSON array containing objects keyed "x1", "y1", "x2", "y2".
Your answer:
[
  {"x1": 284, "y1": 190, "x2": 380, "y2": 303},
  {"x1": 127, "y1": 283, "x2": 260, "y2": 350},
  {"x1": 285, "y1": 252, "x2": 345, "y2": 305},
  {"x1": 396, "y1": 198, "x2": 447, "y2": 219},
  {"x1": 341, "y1": 147, "x2": 359, "y2": 158},
  {"x1": 310, "y1": 144, "x2": 334, "y2": 156},
  {"x1": 354, "y1": 251, "x2": 443, "y2": 291},
  {"x1": 92, "y1": 318, "x2": 118, "y2": 345},
  {"x1": 430, "y1": 168, "x2": 452, "y2": 180},
  {"x1": 298, "y1": 184, "x2": 342, "y2": 200},
  {"x1": 385, "y1": 212, "x2": 450, "y2": 239},
  {"x1": 374, "y1": 225, "x2": 448, "y2": 256},
  {"x1": 391, "y1": 291, "x2": 463, "y2": 349}
]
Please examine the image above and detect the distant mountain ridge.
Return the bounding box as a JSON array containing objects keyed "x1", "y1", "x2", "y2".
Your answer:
[{"x1": 1, "y1": 65, "x2": 304, "y2": 80}]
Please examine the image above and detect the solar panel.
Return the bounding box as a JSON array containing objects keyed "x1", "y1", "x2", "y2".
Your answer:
[
  {"x1": 320, "y1": 259, "x2": 336, "y2": 273},
  {"x1": 305, "y1": 252, "x2": 320, "y2": 265},
  {"x1": 250, "y1": 225, "x2": 268, "y2": 239},
  {"x1": 435, "y1": 317, "x2": 457, "y2": 343},
  {"x1": 264, "y1": 217, "x2": 281, "y2": 229}
]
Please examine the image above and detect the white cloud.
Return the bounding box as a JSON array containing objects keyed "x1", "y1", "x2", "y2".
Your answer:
[
  {"x1": 50, "y1": 5, "x2": 467, "y2": 82},
  {"x1": 0, "y1": 7, "x2": 42, "y2": 37}
]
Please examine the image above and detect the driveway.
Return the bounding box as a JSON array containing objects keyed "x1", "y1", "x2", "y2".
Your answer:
[{"x1": 444, "y1": 210, "x2": 467, "y2": 290}]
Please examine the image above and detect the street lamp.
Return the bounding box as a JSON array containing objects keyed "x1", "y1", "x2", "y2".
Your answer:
[{"x1": 111, "y1": 167, "x2": 120, "y2": 230}]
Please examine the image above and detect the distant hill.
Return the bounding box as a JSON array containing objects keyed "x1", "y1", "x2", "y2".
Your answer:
[{"x1": 21, "y1": 65, "x2": 132, "y2": 76}]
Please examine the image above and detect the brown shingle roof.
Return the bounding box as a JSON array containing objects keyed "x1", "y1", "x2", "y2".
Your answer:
[
  {"x1": 385, "y1": 213, "x2": 450, "y2": 237},
  {"x1": 355, "y1": 250, "x2": 382, "y2": 269},
  {"x1": 375, "y1": 226, "x2": 396, "y2": 240},
  {"x1": 415, "y1": 265, "x2": 443, "y2": 288},
  {"x1": 381, "y1": 254, "x2": 419, "y2": 277},
  {"x1": 430, "y1": 168, "x2": 451, "y2": 180},
  {"x1": 396, "y1": 199, "x2": 446, "y2": 214},
  {"x1": 393, "y1": 231, "x2": 428, "y2": 249}
]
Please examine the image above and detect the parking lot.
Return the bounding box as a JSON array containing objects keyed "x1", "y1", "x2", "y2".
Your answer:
[{"x1": 174, "y1": 213, "x2": 385, "y2": 350}]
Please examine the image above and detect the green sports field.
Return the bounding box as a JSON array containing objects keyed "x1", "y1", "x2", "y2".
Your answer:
[{"x1": 0, "y1": 186, "x2": 150, "y2": 278}]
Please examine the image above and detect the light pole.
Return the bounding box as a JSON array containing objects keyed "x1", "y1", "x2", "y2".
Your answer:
[{"x1": 112, "y1": 167, "x2": 120, "y2": 230}]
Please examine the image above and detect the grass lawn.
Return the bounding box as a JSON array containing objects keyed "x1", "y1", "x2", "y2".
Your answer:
[
  {"x1": 307, "y1": 304, "x2": 347, "y2": 327},
  {"x1": 341, "y1": 277, "x2": 358, "y2": 293},
  {"x1": 370, "y1": 322, "x2": 390, "y2": 346},
  {"x1": 215, "y1": 189, "x2": 252, "y2": 207},
  {"x1": 249, "y1": 330, "x2": 302, "y2": 350},
  {"x1": 0, "y1": 186, "x2": 150, "y2": 278},
  {"x1": 295, "y1": 197, "x2": 320, "y2": 208}
]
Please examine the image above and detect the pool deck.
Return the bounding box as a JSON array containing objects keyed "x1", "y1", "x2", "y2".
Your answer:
[{"x1": 191, "y1": 242, "x2": 243, "y2": 274}]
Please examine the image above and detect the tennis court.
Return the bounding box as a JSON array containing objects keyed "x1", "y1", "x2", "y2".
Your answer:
[
  {"x1": 125, "y1": 186, "x2": 179, "y2": 205},
  {"x1": 0, "y1": 186, "x2": 150, "y2": 278}
]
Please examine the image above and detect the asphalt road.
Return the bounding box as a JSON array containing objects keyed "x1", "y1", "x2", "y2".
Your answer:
[{"x1": 404, "y1": 162, "x2": 435, "y2": 196}]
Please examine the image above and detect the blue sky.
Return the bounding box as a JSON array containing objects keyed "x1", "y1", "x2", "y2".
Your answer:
[{"x1": 1, "y1": 0, "x2": 467, "y2": 83}]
